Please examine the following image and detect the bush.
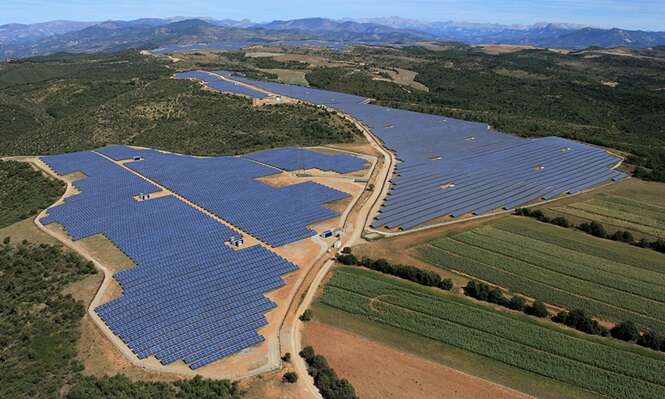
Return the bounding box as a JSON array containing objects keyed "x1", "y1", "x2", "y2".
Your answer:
[
  {"x1": 341, "y1": 247, "x2": 352, "y2": 254},
  {"x1": 578, "y1": 221, "x2": 607, "y2": 238},
  {"x1": 526, "y1": 300, "x2": 549, "y2": 318},
  {"x1": 281, "y1": 352, "x2": 291, "y2": 362},
  {"x1": 551, "y1": 216, "x2": 570, "y2": 228},
  {"x1": 610, "y1": 321, "x2": 641, "y2": 341},
  {"x1": 438, "y1": 278, "x2": 454, "y2": 291},
  {"x1": 552, "y1": 309, "x2": 608, "y2": 336},
  {"x1": 299, "y1": 346, "x2": 358, "y2": 399},
  {"x1": 610, "y1": 230, "x2": 634, "y2": 243},
  {"x1": 282, "y1": 372, "x2": 299, "y2": 384},
  {"x1": 336, "y1": 253, "x2": 357, "y2": 265},
  {"x1": 299, "y1": 309, "x2": 313, "y2": 322},
  {"x1": 636, "y1": 331, "x2": 663, "y2": 351},
  {"x1": 507, "y1": 295, "x2": 527, "y2": 311}
]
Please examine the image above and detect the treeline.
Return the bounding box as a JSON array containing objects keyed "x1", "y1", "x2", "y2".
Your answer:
[
  {"x1": 67, "y1": 375, "x2": 241, "y2": 399},
  {"x1": 463, "y1": 280, "x2": 549, "y2": 318},
  {"x1": 515, "y1": 208, "x2": 665, "y2": 254},
  {"x1": 336, "y1": 250, "x2": 453, "y2": 291},
  {"x1": 299, "y1": 346, "x2": 358, "y2": 399},
  {"x1": 0, "y1": 160, "x2": 64, "y2": 228},
  {"x1": 0, "y1": 238, "x2": 242, "y2": 398},
  {"x1": 464, "y1": 279, "x2": 665, "y2": 353}
]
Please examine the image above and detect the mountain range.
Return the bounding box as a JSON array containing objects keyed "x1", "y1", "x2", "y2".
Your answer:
[{"x1": 1, "y1": 16, "x2": 664, "y2": 59}]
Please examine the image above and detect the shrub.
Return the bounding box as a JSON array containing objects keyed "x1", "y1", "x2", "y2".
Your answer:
[
  {"x1": 438, "y1": 278, "x2": 454, "y2": 291},
  {"x1": 551, "y1": 216, "x2": 570, "y2": 228},
  {"x1": 552, "y1": 309, "x2": 607, "y2": 336},
  {"x1": 281, "y1": 352, "x2": 291, "y2": 362},
  {"x1": 507, "y1": 295, "x2": 527, "y2": 311},
  {"x1": 578, "y1": 221, "x2": 607, "y2": 238},
  {"x1": 299, "y1": 309, "x2": 313, "y2": 322},
  {"x1": 341, "y1": 247, "x2": 352, "y2": 254},
  {"x1": 526, "y1": 300, "x2": 549, "y2": 318},
  {"x1": 611, "y1": 230, "x2": 634, "y2": 243},
  {"x1": 282, "y1": 372, "x2": 299, "y2": 383},
  {"x1": 637, "y1": 331, "x2": 663, "y2": 351},
  {"x1": 336, "y1": 253, "x2": 357, "y2": 265},
  {"x1": 299, "y1": 346, "x2": 358, "y2": 399},
  {"x1": 611, "y1": 321, "x2": 641, "y2": 341}
]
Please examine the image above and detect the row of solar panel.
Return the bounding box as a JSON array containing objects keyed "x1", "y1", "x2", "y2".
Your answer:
[{"x1": 243, "y1": 147, "x2": 367, "y2": 174}]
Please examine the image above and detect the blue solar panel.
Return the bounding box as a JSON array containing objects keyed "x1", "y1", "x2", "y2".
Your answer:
[
  {"x1": 244, "y1": 147, "x2": 367, "y2": 174},
  {"x1": 182, "y1": 72, "x2": 627, "y2": 230},
  {"x1": 39, "y1": 150, "x2": 300, "y2": 369},
  {"x1": 175, "y1": 71, "x2": 269, "y2": 99}
]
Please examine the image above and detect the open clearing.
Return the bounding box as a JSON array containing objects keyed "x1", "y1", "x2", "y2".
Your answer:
[
  {"x1": 304, "y1": 320, "x2": 533, "y2": 399},
  {"x1": 417, "y1": 216, "x2": 665, "y2": 331},
  {"x1": 319, "y1": 266, "x2": 665, "y2": 399}
]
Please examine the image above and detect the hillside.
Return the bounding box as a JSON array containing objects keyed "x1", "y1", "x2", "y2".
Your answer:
[{"x1": 0, "y1": 51, "x2": 359, "y2": 156}]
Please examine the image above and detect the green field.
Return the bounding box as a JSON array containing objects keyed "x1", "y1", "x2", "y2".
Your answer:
[
  {"x1": 416, "y1": 217, "x2": 665, "y2": 332},
  {"x1": 320, "y1": 267, "x2": 665, "y2": 399},
  {"x1": 550, "y1": 193, "x2": 665, "y2": 239},
  {"x1": 418, "y1": 217, "x2": 665, "y2": 331}
]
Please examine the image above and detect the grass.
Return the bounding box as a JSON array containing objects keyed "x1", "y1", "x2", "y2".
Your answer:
[
  {"x1": 416, "y1": 217, "x2": 665, "y2": 331},
  {"x1": 320, "y1": 266, "x2": 665, "y2": 399}
]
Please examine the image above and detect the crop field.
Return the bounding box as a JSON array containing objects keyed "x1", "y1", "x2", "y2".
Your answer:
[
  {"x1": 549, "y1": 193, "x2": 665, "y2": 239},
  {"x1": 321, "y1": 267, "x2": 665, "y2": 399},
  {"x1": 416, "y1": 217, "x2": 665, "y2": 331}
]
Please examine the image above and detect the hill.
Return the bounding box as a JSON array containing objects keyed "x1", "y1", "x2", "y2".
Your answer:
[{"x1": 0, "y1": 51, "x2": 359, "y2": 156}]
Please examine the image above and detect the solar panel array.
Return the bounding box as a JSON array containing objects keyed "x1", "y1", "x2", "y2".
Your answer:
[
  {"x1": 244, "y1": 147, "x2": 367, "y2": 173},
  {"x1": 175, "y1": 71, "x2": 269, "y2": 99},
  {"x1": 97, "y1": 145, "x2": 350, "y2": 247},
  {"x1": 39, "y1": 150, "x2": 301, "y2": 369},
  {"x1": 190, "y1": 74, "x2": 627, "y2": 230}
]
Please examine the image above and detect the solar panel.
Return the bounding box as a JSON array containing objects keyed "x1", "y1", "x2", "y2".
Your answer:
[
  {"x1": 187, "y1": 73, "x2": 627, "y2": 230},
  {"x1": 39, "y1": 150, "x2": 301, "y2": 369}
]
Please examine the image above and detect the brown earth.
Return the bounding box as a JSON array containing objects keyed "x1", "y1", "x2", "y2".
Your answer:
[{"x1": 303, "y1": 321, "x2": 533, "y2": 399}]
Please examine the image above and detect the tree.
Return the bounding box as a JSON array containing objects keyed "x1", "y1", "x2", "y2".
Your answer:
[
  {"x1": 526, "y1": 300, "x2": 549, "y2": 318},
  {"x1": 488, "y1": 287, "x2": 506, "y2": 305},
  {"x1": 282, "y1": 372, "x2": 299, "y2": 383},
  {"x1": 281, "y1": 352, "x2": 291, "y2": 362},
  {"x1": 551, "y1": 216, "x2": 570, "y2": 228},
  {"x1": 336, "y1": 253, "x2": 357, "y2": 265},
  {"x1": 611, "y1": 321, "x2": 641, "y2": 341}
]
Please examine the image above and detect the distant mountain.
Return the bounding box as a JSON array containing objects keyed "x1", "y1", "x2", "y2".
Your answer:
[
  {"x1": 349, "y1": 17, "x2": 665, "y2": 48},
  {"x1": 1, "y1": 16, "x2": 664, "y2": 59},
  {"x1": 538, "y1": 27, "x2": 665, "y2": 49},
  {"x1": 0, "y1": 20, "x2": 96, "y2": 45},
  {"x1": 0, "y1": 18, "x2": 427, "y2": 59}
]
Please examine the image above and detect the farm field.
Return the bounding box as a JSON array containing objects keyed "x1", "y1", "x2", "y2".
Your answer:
[
  {"x1": 416, "y1": 216, "x2": 665, "y2": 331},
  {"x1": 320, "y1": 266, "x2": 665, "y2": 399},
  {"x1": 541, "y1": 179, "x2": 665, "y2": 239}
]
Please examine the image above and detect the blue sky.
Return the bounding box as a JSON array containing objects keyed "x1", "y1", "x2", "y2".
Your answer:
[{"x1": 2, "y1": 0, "x2": 663, "y2": 30}]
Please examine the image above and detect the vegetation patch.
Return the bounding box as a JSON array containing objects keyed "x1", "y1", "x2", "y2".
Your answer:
[
  {"x1": 0, "y1": 160, "x2": 64, "y2": 228},
  {"x1": 0, "y1": 51, "x2": 359, "y2": 157}
]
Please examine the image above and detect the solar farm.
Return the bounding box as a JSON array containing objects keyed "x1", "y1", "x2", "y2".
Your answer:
[
  {"x1": 204, "y1": 74, "x2": 627, "y2": 230},
  {"x1": 38, "y1": 145, "x2": 366, "y2": 370}
]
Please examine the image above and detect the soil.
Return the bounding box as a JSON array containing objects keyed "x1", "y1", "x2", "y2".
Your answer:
[{"x1": 303, "y1": 321, "x2": 533, "y2": 399}]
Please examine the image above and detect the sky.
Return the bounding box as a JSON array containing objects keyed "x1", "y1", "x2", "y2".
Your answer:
[{"x1": 2, "y1": 0, "x2": 663, "y2": 31}]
